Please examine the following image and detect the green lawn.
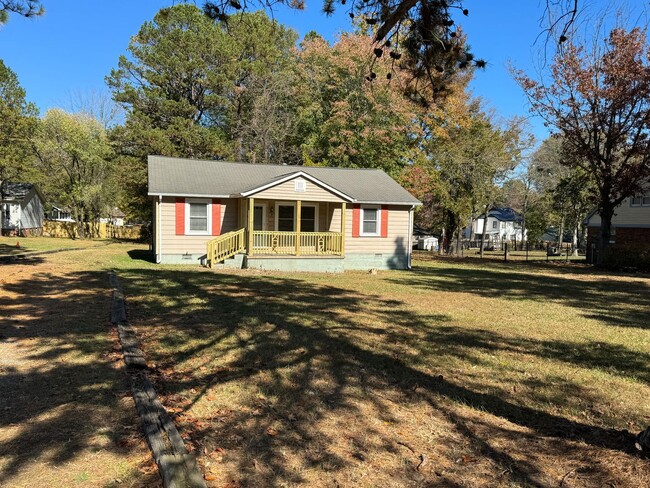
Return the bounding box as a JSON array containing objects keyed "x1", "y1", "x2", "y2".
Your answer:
[
  {"x1": 0, "y1": 236, "x2": 110, "y2": 256},
  {"x1": 2, "y1": 243, "x2": 648, "y2": 487},
  {"x1": 116, "y1": 251, "x2": 650, "y2": 487}
]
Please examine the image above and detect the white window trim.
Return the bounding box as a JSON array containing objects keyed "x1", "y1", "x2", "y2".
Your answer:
[
  {"x1": 360, "y1": 205, "x2": 381, "y2": 237},
  {"x1": 274, "y1": 202, "x2": 319, "y2": 232},
  {"x1": 185, "y1": 198, "x2": 212, "y2": 235}
]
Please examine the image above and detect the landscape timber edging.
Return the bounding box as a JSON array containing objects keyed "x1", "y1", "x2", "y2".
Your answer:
[{"x1": 109, "y1": 272, "x2": 207, "y2": 488}]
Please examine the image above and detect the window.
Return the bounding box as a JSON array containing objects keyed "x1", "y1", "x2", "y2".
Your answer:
[
  {"x1": 274, "y1": 203, "x2": 319, "y2": 232},
  {"x1": 492, "y1": 220, "x2": 498, "y2": 229},
  {"x1": 361, "y1": 206, "x2": 380, "y2": 236},
  {"x1": 277, "y1": 205, "x2": 295, "y2": 231},
  {"x1": 185, "y1": 199, "x2": 211, "y2": 235},
  {"x1": 300, "y1": 206, "x2": 316, "y2": 232},
  {"x1": 631, "y1": 193, "x2": 650, "y2": 206}
]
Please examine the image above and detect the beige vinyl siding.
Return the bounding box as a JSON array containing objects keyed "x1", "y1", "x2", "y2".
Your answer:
[
  {"x1": 251, "y1": 177, "x2": 345, "y2": 203},
  {"x1": 345, "y1": 205, "x2": 410, "y2": 254},
  {"x1": 587, "y1": 198, "x2": 650, "y2": 227},
  {"x1": 220, "y1": 199, "x2": 240, "y2": 233},
  {"x1": 319, "y1": 203, "x2": 328, "y2": 231},
  {"x1": 329, "y1": 205, "x2": 342, "y2": 232},
  {"x1": 160, "y1": 197, "x2": 238, "y2": 255}
]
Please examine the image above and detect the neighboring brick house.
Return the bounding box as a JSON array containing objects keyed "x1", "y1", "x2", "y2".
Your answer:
[{"x1": 584, "y1": 190, "x2": 650, "y2": 264}]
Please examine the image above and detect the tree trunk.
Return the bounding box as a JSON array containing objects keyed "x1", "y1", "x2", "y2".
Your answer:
[
  {"x1": 557, "y1": 214, "x2": 565, "y2": 250},
  {"x1": 596, "y1": 205, "x2": 615, "y2": 266},
  {"x1": 439, "y1": 227, "x2": 446, "y2": 255},
  {"x1": 447, "y1": 212, "x2": 459, "y2": 256},
  {"x1": 572, "y1": 227, "x2": 579, "y2": 256},
  {"x1": 73, "y1": 206, "x2": 83, "y2": 239}
]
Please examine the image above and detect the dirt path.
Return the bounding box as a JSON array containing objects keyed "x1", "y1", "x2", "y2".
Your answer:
[{"x1": 0, "y1": 249, "x2": 157, "y2": 487}]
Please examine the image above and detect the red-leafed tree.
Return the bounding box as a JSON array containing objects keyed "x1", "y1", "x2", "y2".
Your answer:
[{"x1": 515, "y1": 27, "x2": 650, "y2": 264}]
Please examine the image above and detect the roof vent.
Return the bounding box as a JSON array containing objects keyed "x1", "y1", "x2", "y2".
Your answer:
[{"x1": 295, "y1": 179, "x2": 306, "y2": 192}]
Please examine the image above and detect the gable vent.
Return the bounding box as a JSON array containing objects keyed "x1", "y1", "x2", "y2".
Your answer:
[{"x1": 294, "y1": 179, "x2": 307, "y2": 192}]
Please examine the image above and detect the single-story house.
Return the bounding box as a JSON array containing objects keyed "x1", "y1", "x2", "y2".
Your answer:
[
  {"x1": 99, "y1": 207, "x2": 126, "y2": 226},
  {"x1": 1, "y1": 182, "x2": 45, "y2": 237},
  {"x1": 467, "y1": 207, "x2": 526, "y2": 248},
  {"x1": 584, "y1": 189, "x2": 650, "y2": 264},
  {"x1": 47, "y1": 204, "x2": 74, "y2": 222},
  {"x1": 413, "y1": 224, "x2": 439, "y2": 251},
  {"x1": 148, "y1": 156, "x2": 421, "y2": 271}
]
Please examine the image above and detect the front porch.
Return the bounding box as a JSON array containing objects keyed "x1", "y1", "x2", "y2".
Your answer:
[{"x1": 206, "y1": 197, "x2": 346, "y2": 266}]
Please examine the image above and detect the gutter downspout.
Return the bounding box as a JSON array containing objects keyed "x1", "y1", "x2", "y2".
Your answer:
[
  {"x1": 407, "y1": 205, "x2": 414, "y2": 270},
  {"x1": 156, "y1": 195, "x2": 162, "y2": 264}
]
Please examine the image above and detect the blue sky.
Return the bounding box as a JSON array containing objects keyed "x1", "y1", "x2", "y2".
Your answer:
[{"x1": 1, "y1": 1, "x2": 644, "y2": 145}]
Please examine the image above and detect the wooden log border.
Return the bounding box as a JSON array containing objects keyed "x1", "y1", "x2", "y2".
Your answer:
[{"x1": 109, "y1": 272, "x2": 207, "y2": 488}]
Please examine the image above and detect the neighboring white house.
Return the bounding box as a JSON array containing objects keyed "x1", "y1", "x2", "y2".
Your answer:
[
  {"x1": 47, "y1": 205, "x2": 74, "y2": 222},
  {"x1": 1, "y1": 182, "x2": 46, "y2": 236},
  {"x1": 99, "y1": 207, "x2": 126, "y2": 226},
  {"x1": 467, "y1": 207, "x2": 526, "y2": 248},
  {"x1": 413, "y1": 224, "x2": 439, "y2": 251}
]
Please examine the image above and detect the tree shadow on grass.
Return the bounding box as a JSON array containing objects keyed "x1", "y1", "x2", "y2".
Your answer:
[
  {"x1": 0, "y1": 243, "x2": 35, "y2": 257},
  {"x1": 0, "y1": 270, "x2": 158, "y2": 487},
  {"x1": 117, "y1": 266, "x2": 649, "y2": 487},
  {"x1": 395, "y1": 263, "x2": 650, "y2": 329}
]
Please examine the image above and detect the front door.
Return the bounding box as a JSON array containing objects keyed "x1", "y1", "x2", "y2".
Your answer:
[
  {"x1": 253, "y1": 205, "x2": 264, "y2": 231},
  {"x1": 253, "y1": 205, "x2": 265, "y2": 249}
]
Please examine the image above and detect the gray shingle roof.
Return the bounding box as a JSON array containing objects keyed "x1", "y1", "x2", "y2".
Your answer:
[
  {"x1": 489, "y1": 207, "x2": 522, "y2": 222},
  {"x1": 0, "y1": 182, "x2": 34, "y2": 201},
  {"x1": 147, "y1": 156, "x2": 421, "y2": 205}
]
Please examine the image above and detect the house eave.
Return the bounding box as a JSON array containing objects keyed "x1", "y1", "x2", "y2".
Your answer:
[
  {"x1": 356, "y1": 200, "x2": 422, "y2": 206},
  {"x1": 148, "y1": 192, "x2": 232, "y2": 199}
]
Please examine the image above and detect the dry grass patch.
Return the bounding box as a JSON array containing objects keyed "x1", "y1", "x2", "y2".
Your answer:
[
  {"x1": 119, "y1": 256, "x2": 650, "y2": 487},
  {"x1": 0, "y1": 243, "x2": 157, "y2": 487},
  {"x1": 0, "y1": 236, "x2": 110, "y2": 257}
]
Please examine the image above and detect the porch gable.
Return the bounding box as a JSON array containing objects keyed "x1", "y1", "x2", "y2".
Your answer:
[{"x1": 240, "y1": 172, "x2": 352, "y2": 203}]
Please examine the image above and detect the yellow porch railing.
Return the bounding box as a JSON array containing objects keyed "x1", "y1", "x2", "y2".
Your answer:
[
  {"x1": 252, "y1": 231, "x2": 343, "y2": 256},
  {"x1": 207, "y1": 228, "x2": 246, "y2": 267}
]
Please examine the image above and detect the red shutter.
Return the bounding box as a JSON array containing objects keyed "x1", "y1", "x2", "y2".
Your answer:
[
  {"x1": 212, "y1": 199, "x2": 221, "y2": 235},
  {"x1": 175, "y1": 198, "x2": 185, "y2": 235},
  {"x1": 381, "y1": 205, "x2": 389, "y2": 238},
  {"x1": 352, "y1": 204, "x2": 360, "y2": 238}
]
